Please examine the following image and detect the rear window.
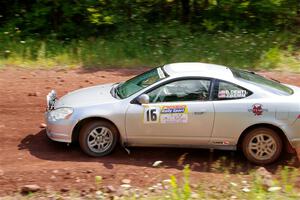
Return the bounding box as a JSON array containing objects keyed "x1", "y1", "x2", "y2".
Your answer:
[{"x1": 231, "y1": 68, "x2": 293, "y2": 96}]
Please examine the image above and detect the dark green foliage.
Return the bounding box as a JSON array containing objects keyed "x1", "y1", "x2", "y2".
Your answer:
[
  {"x1": 1, "y1": 0, "x2": 299, "y2": 39},
  {"x1": 1, "y1": 1, "x2": 300, "y2": 69}
]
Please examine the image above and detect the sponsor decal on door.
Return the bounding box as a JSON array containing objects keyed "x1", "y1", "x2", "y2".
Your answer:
[
  {"x1": 160, "y1": 105, "x2": 188, "y2": 124},
  {"x1": 143, "y1": 105, "x2": 188, "y2": 124}
]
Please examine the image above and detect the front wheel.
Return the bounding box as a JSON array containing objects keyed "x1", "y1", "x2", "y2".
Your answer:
[
  {"x1": 79, "y1": 120, "x2": 118, "y2": 157},
  {"x1": 242, "y1": 128, "x2": 282, "y2": 165}
]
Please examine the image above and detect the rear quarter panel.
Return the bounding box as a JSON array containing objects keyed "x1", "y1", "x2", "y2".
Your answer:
[
  {"x1": 210, "y1": 81, "x2": 300, "y2": 147},
  {"x1": 278, "y1": 86, "x2": 300, "y2": 144},
  {"x1": 211, "y1": 99, "x2": 278, "y2": 144}
]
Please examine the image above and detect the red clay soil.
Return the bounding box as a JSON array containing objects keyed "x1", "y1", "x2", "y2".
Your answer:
[{"x1": 0, "y1": 68, "x2": 299, "y2": 196}]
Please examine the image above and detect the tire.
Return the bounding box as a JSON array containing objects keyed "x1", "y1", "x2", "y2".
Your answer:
[
  {"x1": 242, "y1": 128, "x2": 282, "y2": 165},
  {"x1": 79, "y1": 120, "x2": 118, "y2": 157}
]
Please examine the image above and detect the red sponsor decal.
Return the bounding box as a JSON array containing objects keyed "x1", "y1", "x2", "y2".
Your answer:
[
  {"x1": 251, "y1": 104, "x2": 264, "y2": 116},
  {"x1": 218, "y1": 90, "x2": 226, "y2": 98}
]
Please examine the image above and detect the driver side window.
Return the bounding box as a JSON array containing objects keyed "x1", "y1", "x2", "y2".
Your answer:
[{"x1": 147, "y1": 79, "x2": 211, "y2": 103}]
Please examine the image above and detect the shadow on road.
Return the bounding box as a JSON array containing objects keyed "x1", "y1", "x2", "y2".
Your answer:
[{"x1": 18, "y1": 130, "x2": 300, "y2": 174}]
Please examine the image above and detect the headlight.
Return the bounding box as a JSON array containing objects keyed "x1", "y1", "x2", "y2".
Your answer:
[{"x1": 48, "y1": 107, "x2": 73, "y2": 121}]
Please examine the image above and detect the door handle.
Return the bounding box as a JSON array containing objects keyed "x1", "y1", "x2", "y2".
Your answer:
[{"x1": 193, "y1": 111, "x2": 205, "y2": 115}]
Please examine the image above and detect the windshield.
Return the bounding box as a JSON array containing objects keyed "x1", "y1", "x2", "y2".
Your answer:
[
  {"x1": 231, "y1": 68, "x2": 293, "y2": 96},
  {"x1": 115, "y1": 67, "x2": 167, "y2": 99}
]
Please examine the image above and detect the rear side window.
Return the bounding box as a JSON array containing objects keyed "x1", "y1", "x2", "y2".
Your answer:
[
  {"x1": 213, "y1": 80, "x2": 252, "y2": 100},
  {"x1": 231, "y1": 68, "x2": 293, "y2": 96}
]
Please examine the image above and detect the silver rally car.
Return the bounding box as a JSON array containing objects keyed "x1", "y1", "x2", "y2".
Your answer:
[{"x1": 45, "y1": 62, "x2": 300, "y2": 164}]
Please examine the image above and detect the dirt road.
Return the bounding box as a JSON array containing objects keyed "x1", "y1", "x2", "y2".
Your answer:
[{"x1": 0, "y1": 68, "x2": 299, "y2": 196}]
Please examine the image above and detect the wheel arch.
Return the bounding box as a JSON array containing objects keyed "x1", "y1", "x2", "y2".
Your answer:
[
  {"x1": 72, "y1": 117, "x2": 121, "y2": 143},
  {"x1": 237, "y1": 123, "x2": 292, "y2": 152}
]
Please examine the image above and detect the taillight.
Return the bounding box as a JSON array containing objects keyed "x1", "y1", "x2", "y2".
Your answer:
[{"x1": 298, "y1": 114, "x2": 300, "y2": 119}]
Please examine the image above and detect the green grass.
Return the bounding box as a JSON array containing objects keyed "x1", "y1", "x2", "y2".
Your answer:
[
  {"x1": 1, "y1": 26, "x2": 300, "y2": 71},
  {"x1": 159, "y1": 165, "x2": 300, "y2": 200}
]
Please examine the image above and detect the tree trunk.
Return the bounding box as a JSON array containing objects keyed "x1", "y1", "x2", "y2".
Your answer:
[
  {"x1": 297, "y1": 0, "x2": 300, "y2": 17},
  {"x1": 181, "y1": 0, "x2": 190, "y2": 23},
  {"x1": 193, "y1": 0, "x2": 200, "y2": 16}
]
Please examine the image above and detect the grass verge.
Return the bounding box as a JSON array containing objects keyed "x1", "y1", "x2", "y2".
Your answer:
[{"x1": 0, "y1": 27, "x2": 300, "y2": 71}]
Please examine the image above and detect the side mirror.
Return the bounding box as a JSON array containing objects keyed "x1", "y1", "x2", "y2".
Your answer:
[{"x1": 137, "y1": 94, "x2": 150, "y2": 104}]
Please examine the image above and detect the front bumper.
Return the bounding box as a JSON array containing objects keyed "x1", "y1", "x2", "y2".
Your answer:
[{"x1": 45, "y1": 112, "x2": 73, "y2": 143}]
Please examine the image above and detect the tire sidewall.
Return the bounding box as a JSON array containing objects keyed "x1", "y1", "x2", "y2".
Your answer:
[
  {"x1": 242, "y1": 128, "x2": 282, "y2": 165},
  {"x1": 79, "y1": 121, "x2": 118, "y2": 157}
]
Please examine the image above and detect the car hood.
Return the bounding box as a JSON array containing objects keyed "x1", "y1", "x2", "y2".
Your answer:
[{"x1": 55, "y1": 83, "x2": 118, "y2": 108}]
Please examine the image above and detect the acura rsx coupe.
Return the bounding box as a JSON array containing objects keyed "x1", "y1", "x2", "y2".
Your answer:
[{"x1": 45, "y1": 62, "x2": 300, "y2": 165}]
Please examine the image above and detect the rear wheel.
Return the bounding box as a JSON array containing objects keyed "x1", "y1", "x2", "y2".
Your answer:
[
  {"x1": 79, "y1": 120, "x2": 118, "y2": 157},
  {"x1": 242, "y1": 128, "x2": 282, "y2": 165}
]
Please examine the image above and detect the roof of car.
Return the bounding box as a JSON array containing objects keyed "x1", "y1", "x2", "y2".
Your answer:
[{"x1": 163, "y1": 62, "x2": 234, "y2": 79}]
